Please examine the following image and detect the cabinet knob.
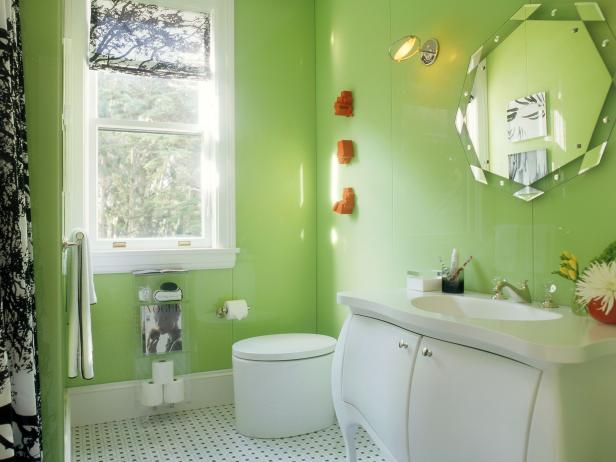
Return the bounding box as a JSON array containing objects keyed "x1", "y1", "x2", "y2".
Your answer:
[
  {"x1": 421, "y1": 347, "x2": 432, "y2": 357},
  {"x1": 398, "y1": 340, "x2": 409, "y2": 349}
]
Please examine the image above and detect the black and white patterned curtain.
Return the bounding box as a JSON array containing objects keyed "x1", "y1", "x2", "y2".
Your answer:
[
  {"x1": 89, "y1": 0, "x2": 211, "y2": 79},
  {"x1": 0, "y1": 1, "x2": 43, "y2": 461}
]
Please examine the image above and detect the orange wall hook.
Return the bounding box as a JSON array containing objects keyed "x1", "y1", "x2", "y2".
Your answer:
[
  {"x1": 337, "y1": 140, "x2": 355, "y2": 164},
  {"x1": 334, "y1": 90, "x2": 353, "y2": 117},
  {"x1": 333, "y1": 187, "x2": 355, "y2": 214}
]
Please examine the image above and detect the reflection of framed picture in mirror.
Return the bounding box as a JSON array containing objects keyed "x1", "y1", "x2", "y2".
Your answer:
[
  {"x1": 506, "y1": 92, "x2": 547, "y2": 142},
  {"x1": 508, "y1": 149, "x2": 548, "y2": 186}
]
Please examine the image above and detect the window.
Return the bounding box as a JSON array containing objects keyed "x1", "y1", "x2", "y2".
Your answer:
[{"x1": 64, "y1": 0, "x2": 235, "y2": 272}]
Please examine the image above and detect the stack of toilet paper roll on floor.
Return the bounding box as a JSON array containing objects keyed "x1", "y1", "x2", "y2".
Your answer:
[{"x1": 140, "y1": 359, "x2": 185, "y2": 407}]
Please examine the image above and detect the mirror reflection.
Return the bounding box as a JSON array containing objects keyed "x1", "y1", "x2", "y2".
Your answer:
[{"x1": 457, "y1": 3, "x2": 616, "y2": 200}]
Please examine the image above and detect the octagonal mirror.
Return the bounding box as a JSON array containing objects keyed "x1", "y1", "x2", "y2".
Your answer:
[{"x1": 456, "y1": 2, "x2": 616, "y2": 201}]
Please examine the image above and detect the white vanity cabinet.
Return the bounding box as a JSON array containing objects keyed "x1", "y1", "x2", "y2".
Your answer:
[
  {"x1": 409, "y1": 337, "x2": 540, "y2": 462},
  {"x1": 333, "y1": 315, "x2": 540, "y2": 462},
  {"x1": 341, "y1": 315, "x2": 420, "y2": 462},
  {"x1": 335, "y1": 290, "x2": 616, "y2": 462}
]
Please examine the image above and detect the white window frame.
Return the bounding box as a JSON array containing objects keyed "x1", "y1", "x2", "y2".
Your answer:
[
  {"x1": 63, "y1": 0, "x2": 236, "y2": 273},
  {"x1": 87, "y1": 74, "x2": 214, "y2": 251}
]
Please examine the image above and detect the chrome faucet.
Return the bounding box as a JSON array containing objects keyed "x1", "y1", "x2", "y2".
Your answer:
[{"x1": 492, "y1": 279, "x2": 532, "y2": 303}]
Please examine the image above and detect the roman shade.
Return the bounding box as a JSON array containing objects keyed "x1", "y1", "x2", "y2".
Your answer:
[{"x1": 89, "y1": 0, "x2": 211, "y2": 79}]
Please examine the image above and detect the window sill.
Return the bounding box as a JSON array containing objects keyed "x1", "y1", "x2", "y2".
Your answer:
[{"x1": 92, "y1": 248, "x2": 239, "y2": 274}]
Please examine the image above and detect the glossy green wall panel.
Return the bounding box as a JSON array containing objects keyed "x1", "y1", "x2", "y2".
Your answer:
[
  {"x1": 316, "y1": 0, "x2": 616, "y2": 338},
  {"x1": 63, "y1": 0, "x2": 316, "y2": 388},
  {"x1": 22, "y1": 0, "x2": 315, "y2": 458},
  {"x1": 21, "y1": 0, "x2": 65, "y2": 460},
  {"x1": 530, "y1": 4, "x2": 616, "y2": 304},
  {"x1": 389, "y1": 0, "x2": 535, "y2": 294},
  {"x1": 315, "y1": 0, "x2": 395, "y2": 337},
  {"x1": 532, "y1": 152, "x2": 616, "y2": 303},
  {"x1": 68, "y1": 270, "x2": 234, "y2": 387},
  {"x1": 233, "y1": 0, "x2": 316, "y2": 341}
]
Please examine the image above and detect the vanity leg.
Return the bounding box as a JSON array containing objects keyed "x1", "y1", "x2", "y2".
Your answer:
[{"x1": 340, "y1": 423, "x2": 358, "y2": 462}]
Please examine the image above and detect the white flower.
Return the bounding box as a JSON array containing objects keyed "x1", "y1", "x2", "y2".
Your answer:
[{"x1": 576, "y1": 261, "x2": 616, "y2": 315}]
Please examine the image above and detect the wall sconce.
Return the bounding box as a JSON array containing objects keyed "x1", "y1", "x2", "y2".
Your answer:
[{"x1": 388, "y1": 35, "x2": 439, "y2": 65}]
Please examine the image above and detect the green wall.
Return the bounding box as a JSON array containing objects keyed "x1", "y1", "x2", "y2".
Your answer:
[
  {"x1": 315, "y1": 0, "x2": 616, "y2": 337},
  {"x1": 22, "y1": 1, "x2": 64, "y2": 461},
  {"x1": 22, "y1": 0, "x2": 315, "y2": 459},
  {"x1": 67, "y1": 0, "x2": 317, "y2": 387},
  {"x1": 21, "y1": 0, "x2": 616, "y2": 459}
]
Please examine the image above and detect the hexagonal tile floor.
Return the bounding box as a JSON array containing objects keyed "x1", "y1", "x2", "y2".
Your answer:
[{"x1": 72, "y1": 404, "x2": 385, "y2": 461}]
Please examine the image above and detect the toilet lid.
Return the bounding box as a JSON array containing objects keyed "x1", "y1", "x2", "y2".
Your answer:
[{"x1": 232, "y1": 333, "x2": 337, "y2": 361}]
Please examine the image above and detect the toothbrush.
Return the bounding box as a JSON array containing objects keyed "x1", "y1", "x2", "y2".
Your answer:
[
  {"x1": 452, "y1": 255, "x2": 474, "y2": 280},
  {"x1": 449, "y1": 248, "x2": 459, "y2": 277}
]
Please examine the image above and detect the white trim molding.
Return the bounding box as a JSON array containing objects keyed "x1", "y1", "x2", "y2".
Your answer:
[
  {"x1": 63, "y1": 0, "x2": 236, "y2": 273},
  {"x1": 64, "y1": 391, "x2": 72, "y2": 462},
  {"x1": 92, "y1": 247, "x2": 239, "y2": 274},
  {"x1": 67, "y1": 370, "x2": 234, "y2": 426}
]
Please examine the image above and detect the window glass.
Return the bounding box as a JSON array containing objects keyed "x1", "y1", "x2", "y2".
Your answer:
[
  {"x1": 97, "y1": 130, "x2": 205, "y2": 240},
  {"x1": 97, "y1": 71, "x2": 201, "y2": 124}
]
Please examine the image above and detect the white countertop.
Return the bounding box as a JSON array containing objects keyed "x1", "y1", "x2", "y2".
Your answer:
[{"x1": 337, "y1": 289, "x2": 616, "y2": 367}]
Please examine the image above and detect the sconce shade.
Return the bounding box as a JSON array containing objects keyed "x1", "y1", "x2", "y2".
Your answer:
[
  {"x1": 389, "y1": 36, "x2": 439, "y2": 65},
  {"x1": 389, "y1": 35, "x2": 421, "y2": 62}
]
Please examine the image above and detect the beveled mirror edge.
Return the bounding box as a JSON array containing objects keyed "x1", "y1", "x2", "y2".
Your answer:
[{"x1": 455, "y1": 1, "x2": 616, "y2": 202}]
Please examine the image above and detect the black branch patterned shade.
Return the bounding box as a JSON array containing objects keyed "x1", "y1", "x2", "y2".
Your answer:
[{"x1": 89, "y1": 0, "x2": 211, "y2": 79}]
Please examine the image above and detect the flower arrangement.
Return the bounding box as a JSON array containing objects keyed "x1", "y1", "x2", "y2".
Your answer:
[
  {"x1": 595, "y1": 241, "x2": 616, "y2": 265},
  {"x1": 553, "y1": 250, "x2": 579, "y2": 282},
  {"x1": 551, "y1": 250, "x2": 585, "y2": 314},
  {"x1": 555, "y1": 242, "x2": 616, "y2": 323},
  {"x1": 576, "y1": 261, "x2": 616, "y2": 318},
  {"x1": 575, "y1": 241, "x2": 616, "y2": 324}
]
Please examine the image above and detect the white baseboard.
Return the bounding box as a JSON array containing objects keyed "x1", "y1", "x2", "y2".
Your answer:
[
  {"x1": 67, "y1": 369, "x2": 234, "y2": 427},
  {"x1": 64, "y1": 390, "x2": 72, "y2": 462}
]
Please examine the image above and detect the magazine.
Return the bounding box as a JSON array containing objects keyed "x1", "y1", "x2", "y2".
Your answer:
[{"x1": 141, "y1": 304, "x2": 183, "y2": 355}]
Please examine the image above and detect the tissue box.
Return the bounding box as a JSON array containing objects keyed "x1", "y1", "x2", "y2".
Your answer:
[{"x1": 407, "y1": 270, "x2": 442, "y2": 293}]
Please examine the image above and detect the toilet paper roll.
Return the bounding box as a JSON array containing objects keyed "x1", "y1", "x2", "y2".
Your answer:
[
  {"x1": 152, "y1": 359, "x2": 174, "y2": 385},
  {"x1": 163, "y1": 377, "x2": 185, "y2": 404},
  {"x1": 224, "y1": 299, "x2": 249, "y2": 320},
  {"x1": 140, "y1": 380, "x2": 163, "y2": 407}
]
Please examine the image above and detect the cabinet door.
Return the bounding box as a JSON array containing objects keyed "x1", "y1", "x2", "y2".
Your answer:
[
  {"x1": 409, "y1": 337, "x2": 541, "y2": 462},
  {"x1": 342, "y1": 315, "x2": 421, "y2": 462}
]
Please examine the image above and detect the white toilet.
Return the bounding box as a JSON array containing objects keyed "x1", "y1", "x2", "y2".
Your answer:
[{"x1": 232, "y1": 333, "x2": 337, "y2": 438}]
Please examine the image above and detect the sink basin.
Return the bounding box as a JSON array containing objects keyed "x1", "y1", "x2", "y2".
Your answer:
[{"x1": 411, "y1": 295, "x2": 562, "y2": 321}]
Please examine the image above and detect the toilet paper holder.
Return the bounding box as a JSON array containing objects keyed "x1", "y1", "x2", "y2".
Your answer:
[{"x1": 216, "y1": 305, "x2": 251, "y2": 318}]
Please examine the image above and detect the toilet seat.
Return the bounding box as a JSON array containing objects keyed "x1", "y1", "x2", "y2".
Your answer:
[{"x1": 232, "y1": 333, "x2": 336, "y2": 361}]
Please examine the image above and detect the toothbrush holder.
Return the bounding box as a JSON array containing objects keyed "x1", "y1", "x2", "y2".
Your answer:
[{"x1": 442, "y1": 269, "x2": 464, "y2": 294}]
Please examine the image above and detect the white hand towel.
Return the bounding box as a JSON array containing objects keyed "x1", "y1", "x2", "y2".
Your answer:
[{"x1": 67, "y1": 229, "x2": 97, "y2": 380}]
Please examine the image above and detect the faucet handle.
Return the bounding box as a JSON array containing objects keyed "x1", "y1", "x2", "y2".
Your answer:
[
  {"x1": 542, "y1": 283, "x2": 559, "y2": 309},
  {"x1": 492, "y1": 277, "x2": 506, "y2": 300},
  {"x1": 492, "y1": 276, "x2": 505, "y2": 286}
]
